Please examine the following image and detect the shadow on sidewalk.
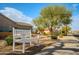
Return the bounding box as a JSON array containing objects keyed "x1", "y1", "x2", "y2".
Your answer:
[{"x1": 6, "y1": 44, "x2": 46, "y2": 55}]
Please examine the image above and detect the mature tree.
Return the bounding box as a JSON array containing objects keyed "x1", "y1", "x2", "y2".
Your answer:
[
  {"x1": 33, "y1": 5, "x2": 72, "y2": 39},
  {"x1": 41, "y1": 6, "x2": 72, "y2": 37}
]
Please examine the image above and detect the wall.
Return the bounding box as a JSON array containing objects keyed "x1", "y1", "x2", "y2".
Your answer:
[{"x1": 0, "y1": 32, "x2": 12, "y2": 39}]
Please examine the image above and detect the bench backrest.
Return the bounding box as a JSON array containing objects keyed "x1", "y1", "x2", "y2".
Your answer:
[{"x1": 13, "y1": 28, "x2": 31, "y2": 42}]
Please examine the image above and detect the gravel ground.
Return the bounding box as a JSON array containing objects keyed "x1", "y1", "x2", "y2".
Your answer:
[
  {"x1": 0, "y1": 36, "x2": 55, "y2": 55},
  {"x1": 0, "y1": 36, "x2": 79, "y2": 55}
]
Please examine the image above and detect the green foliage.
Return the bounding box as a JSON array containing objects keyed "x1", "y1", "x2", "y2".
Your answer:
[
  {"x1": 52, "y1": 30, "x2": 60, "y2": 39},
  {"x1": 61, "y1": 18, "x2": 72, "y2": 25},
  {"x1": 61, "y1": 26, "x2": 71, "y2": 35},
  {"x1": 33, "y1": 5, "x2": 72, "y2": 39},
  {"x1": 51, "y1": 35, "x2": 57, "y2": 39},
  {"x1": 33, "y1": 17, "x2": 47, "y2": 33},
  {"x1": 5, "y1": 35, "x2": 13, "y2": 45},
  {"x1": 43, "y1": 32, "x2": 48, "y2": 35}
]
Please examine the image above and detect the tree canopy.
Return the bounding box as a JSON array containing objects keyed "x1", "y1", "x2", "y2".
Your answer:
[{"x1": 33, "y1": 5, "x2": 72, "y2": 38}]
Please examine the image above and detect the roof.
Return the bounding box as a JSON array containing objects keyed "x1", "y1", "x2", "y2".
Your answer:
[
  {"x1": 16, "y1": 22, "x2": 32, "y2": 27},
  {"x1": 0, "y1": 13, "x2": 32, "y2": 29}
]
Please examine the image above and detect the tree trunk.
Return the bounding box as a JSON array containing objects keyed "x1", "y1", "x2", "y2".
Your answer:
[
  {"x1": 49, "y1": 26, "x2": 53, "y2": 39},
  {"x1": 65, "y1": 25, "x2": 67, "y2": 36},
  {"x1": 49, "y1": 26, "x2": 57, "y2": 39}
]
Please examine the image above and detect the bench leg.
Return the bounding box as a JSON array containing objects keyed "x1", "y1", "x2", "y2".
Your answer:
[
  {"x1": 13, "y1": 42, "x2": 15, "y2": 51},
  {"x1": 22, "y1": 42, "x2": 25, "y2": 53}
]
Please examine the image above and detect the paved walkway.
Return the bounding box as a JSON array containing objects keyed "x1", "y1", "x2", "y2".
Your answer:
[
  {"x1": 35, "y1": 36, "x2": 79, "y2": 55},
  {"x1": 58, "y1": 36, "x2": 79, "y2": 40},
  {"x1": 35, "y1": 44, "x2": 79, "y2": 55}
]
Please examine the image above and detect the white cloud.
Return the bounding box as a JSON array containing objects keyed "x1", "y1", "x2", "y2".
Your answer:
[{"x1": 0, "y1": 7, "x2": 32, "y2": 24}]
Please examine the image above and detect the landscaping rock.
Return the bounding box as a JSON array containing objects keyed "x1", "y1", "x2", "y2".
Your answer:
[{"x1": 0, "y1": 40, "x2": 7, "y2": 47}]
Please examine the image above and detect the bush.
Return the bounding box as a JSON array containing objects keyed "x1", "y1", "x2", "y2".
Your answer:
[
  {"x1": 5, "y1": 35, "x2": 13, "y2": 45},
  {"x1": 43, "y1": 32, "x2": 49, "y2": 35},
  {"x1": 51, "y1": 35, "x2": 57, "y2": 39},
  {"x1": 51, "y1": 30, "x2": 60, "y2": 40}
]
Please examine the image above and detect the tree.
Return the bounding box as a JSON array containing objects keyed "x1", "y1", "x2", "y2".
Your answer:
[
  {"x1": 33, "y1": 17, "x2": 47, "y2": 34},
  {"x1": 33, "y1": 5, "x2": 72, "y2": 39}
]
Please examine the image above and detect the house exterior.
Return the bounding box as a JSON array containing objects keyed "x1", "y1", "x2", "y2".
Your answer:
[{"x1": 0, "y1": 13, "x2": 32, "y2": 39}]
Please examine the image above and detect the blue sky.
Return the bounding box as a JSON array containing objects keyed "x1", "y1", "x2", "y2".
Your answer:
[{"x1": 0, "y1": 3, "x2": 79, "y2": 30}]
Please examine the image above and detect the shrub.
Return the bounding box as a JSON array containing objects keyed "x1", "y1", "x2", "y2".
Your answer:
[
  {"x1": 43, "y1": 32, "x2": 49, "y2": 35},
  {"x1": 51, "y1": 35, "x2": 57, "y2": 39},
  {"x1": 51, "y1": 30, "x2": 60, "y2": 39},
  {"x1": 5, "y1": 35, "x2": 13, "y2": 45}
]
